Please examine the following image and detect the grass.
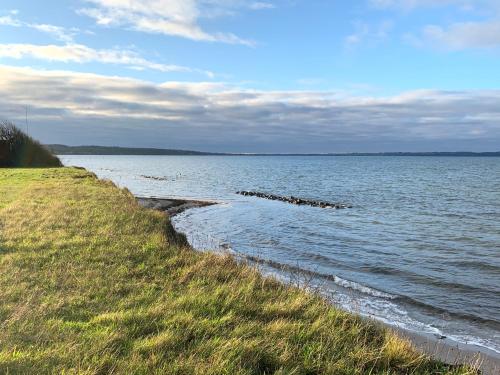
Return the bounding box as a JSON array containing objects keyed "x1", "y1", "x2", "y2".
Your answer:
[
  {"x1": 0, "y1": 122, "x2": 61, "y2": 167},
  {"x1": 0, "y1": 168, "x2": 476, "y2": 374}
]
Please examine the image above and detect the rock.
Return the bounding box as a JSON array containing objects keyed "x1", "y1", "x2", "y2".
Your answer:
[{"x1": 236, "y1": 191, "x2": 352, "y2": 210}]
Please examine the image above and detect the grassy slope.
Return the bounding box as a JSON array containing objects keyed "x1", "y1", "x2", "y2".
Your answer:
[{"x1": 0, "y1": 168, "x2": 474, "y2": 374}]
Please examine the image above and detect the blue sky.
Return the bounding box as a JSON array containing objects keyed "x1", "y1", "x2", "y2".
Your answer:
[{"x1": 0, "y1": 0, "x2": 499, "y2": 152}]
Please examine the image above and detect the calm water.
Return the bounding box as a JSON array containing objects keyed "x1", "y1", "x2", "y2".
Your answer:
[{"x1": 61, "y1": 155, "x2": 500, "y2": 353}]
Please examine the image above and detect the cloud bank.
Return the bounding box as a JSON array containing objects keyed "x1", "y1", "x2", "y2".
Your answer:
[
  {"x1": 0, "y1": 43, "x2": 213, "y2": 76},
  {"x1": 1, "y1": 65, "x2": 499, "y2": 152}
]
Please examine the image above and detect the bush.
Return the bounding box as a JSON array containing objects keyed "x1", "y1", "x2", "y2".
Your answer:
[{"x1": 0, "y1": 121, "x2": 62, "y2": 167}]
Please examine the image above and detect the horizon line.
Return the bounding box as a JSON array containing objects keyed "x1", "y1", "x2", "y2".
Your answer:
[{"x1": 47, "y1": 144, "x2": 500, "y2": 156}]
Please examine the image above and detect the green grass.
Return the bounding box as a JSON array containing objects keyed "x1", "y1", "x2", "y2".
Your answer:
[{"x1": 0, "y1": 168, "x2": 475, "y2": 374}]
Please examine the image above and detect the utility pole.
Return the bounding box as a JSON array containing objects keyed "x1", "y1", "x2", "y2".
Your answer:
[{"x1": 25, "y1": 105, "x2": 28, "y2": 134}]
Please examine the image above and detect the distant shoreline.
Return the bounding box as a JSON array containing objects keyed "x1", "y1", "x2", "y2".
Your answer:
[{"x1": 50, "y1": 144, "x2": 500, "y2": 157}]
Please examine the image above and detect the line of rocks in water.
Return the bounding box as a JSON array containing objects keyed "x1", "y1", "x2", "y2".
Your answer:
[
  {"x1": 236, "y1": 191, "x2": 352, "y2": 209},
  {"x1": 141, "y1": 174, "x2": 185, "y2": 182},
  {"x1": 141, "y1": 175, "x2": 170, "y2": 181}
]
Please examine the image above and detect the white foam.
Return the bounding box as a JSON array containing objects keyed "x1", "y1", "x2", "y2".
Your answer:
[
  {"x1": 447, "y1": 334, "x2": 500, "y2": 355},
  {"x1": 332, "y1": 275, "x2": 397, "y2": 299}
]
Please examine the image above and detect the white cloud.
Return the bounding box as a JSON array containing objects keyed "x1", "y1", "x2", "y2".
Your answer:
[
  {"x1": 421, "y1": 20, "x2": 500, "y2": 49},
  {"x1": 0, "y1": 14, "x2": 22, "y2": 27},
  {"x1": 79, "y1": 0, "x2": 262, "y2": 46},
  {"x1": 0, "y1": 12, "x2": 76, "y2": 42},
  {"x1": 345, "y1": 20, "x2": 393, "y2": 47},
  {"x1": 249, "y1": 2, "x2": 275, "y2": 10},
  {"x1": 368, "y1": 0, "x2": 500, "y2": 50},
  {"x1": 0, "y1": 43, "x2": 213, "y2": 76},
  {"x1": 369, "y1": 0, "x2": 479, "y2": 11},
  {"x1": 31, "y1": 24, "x2": 76, "y2": 43},
  {"x1": 1, "y1": 65, "x2": 499, "y2": 152}
]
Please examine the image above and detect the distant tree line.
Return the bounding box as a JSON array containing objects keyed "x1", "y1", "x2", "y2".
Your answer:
[
  {"x1": 0, "y1": 121, "x2": 62, "y2": 167},
  {"x1": 46, "y1": 144, "x2": 222, "y2": 156}
]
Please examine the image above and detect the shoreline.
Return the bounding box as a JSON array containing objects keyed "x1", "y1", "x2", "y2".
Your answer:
[
  {"x1": 395, "y1": 328, "x2": 500, "y2": 375},
  {"x1": 138, "y1": 195, "x2": 500, "y2": 374}
]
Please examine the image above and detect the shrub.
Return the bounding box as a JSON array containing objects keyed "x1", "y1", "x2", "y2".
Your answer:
[{"x1": 0, "y1": 121, "x2": 61, "y2": 167}]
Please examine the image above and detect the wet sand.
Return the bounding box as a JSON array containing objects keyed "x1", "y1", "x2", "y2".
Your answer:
[{"x1": 394, "y1": 328, "x2": 500, "y2": 375}]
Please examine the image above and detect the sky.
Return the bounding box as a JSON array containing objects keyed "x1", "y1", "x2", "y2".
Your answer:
[{"x1": 0, "y1": 0, "x2": 499, "y2": 152}]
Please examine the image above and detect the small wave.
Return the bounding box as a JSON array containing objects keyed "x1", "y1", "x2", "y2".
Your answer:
[
  {"x1": 395, "y1": 294, "x2": 500, "y2": 329},
  {"x1": 331, "y1": 275, "x2": 395, "y2": 299},
  {"x1": 364, "y1": 265, "x2": 499, "y2": 295},
  {"x1": 239, "y1": 254, "x2": 397, "y2": 300},
  {"x1": 450, "y1": 259, "x2": 500, "y2": 273}
]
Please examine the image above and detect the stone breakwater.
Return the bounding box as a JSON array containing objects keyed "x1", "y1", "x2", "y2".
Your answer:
[
  {"x1": 141, "y1": 175, "x2": 169, "y2": 181},
  {"x1": 236, "y1": 191, "x2": 352, "y2": 209}
]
